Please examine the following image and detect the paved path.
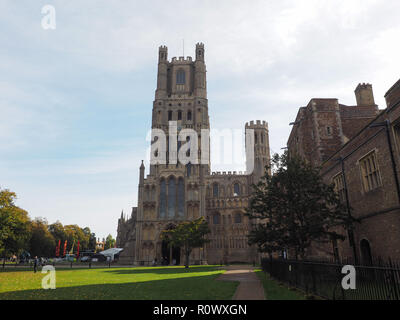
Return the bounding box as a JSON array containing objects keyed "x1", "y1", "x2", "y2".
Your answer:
[{"x1": 217, "y1": 265, "x2": 265, "y2": 300}]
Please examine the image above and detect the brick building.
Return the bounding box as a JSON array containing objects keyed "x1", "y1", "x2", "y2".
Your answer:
[
  {"x1": 288, "y1": 79, "x2": 400, "y2": 263},
  {"x1": 287, "y1": 84, "x2": 379, "y2": 167}
]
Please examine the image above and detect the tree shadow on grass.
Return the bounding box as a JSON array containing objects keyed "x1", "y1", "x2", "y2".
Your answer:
[
  {"x1": 0, "y1": 274, "x2": 239, "y2": 300},
  {"x1": 101, "y1": 266, "x2": 222, "y2": 275}
]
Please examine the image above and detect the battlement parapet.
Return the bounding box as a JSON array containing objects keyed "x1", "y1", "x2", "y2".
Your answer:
[
  {"x1": 245, "y1": 120, "x2": 268, "y2": 129},
  {"x1": 356, "y1": 83, "x2": 372, "y2": 89},
  {"x1": 171, "y1": 56, "x2": 193, "y2": 63},
  {"x1": 210, "y1": 171, "x2": 247, "y2": 176}
]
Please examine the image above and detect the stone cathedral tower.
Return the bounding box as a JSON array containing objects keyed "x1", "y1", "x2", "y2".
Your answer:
[{"x1": 117, "y1": 43, "x2": 270, "y2": 265}]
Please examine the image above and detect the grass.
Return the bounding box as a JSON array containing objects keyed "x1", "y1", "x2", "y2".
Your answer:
[
  {"x1": 255, "y1": 270, "x2": 306, "y2": 300},
  {"x1": 0, "y1": 265, "x2": 239, "y2": 300}
]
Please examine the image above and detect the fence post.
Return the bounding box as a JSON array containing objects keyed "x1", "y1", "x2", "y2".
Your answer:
[{"x1": 389, "y1": 259, "x2": 399, "y2": 300}]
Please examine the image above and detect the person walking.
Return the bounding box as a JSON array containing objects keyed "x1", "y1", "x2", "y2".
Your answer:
[{"x1": 33, "y1": 256, "x2": 38, "y2": 273}]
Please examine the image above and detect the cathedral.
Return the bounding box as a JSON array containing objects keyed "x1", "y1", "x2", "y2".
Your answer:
[{"x1": 116, "y1": 43, "x2": 270, "y2": 265}]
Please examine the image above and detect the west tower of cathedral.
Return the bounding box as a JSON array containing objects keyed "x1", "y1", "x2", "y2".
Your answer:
[{"x1": 117, "y1": 43, "x2": 270, "y2": 265}]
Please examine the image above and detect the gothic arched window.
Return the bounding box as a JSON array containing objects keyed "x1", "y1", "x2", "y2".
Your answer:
[
  {"x1": 177, "y1": 178, "x2": 185, "y2": 218},
  {"x1": 213, "y1": 183, "x2": 219, "y2": 198},
  {"x1": 168, "y1": 110, "x2": 172, "y2": 121},
  {"x1": 360, "y1": 239, "x2": 373, "y2": 266},
  {"x1": 234, "y1": 213, "x2": 242, "y2": 224},
  {"x1": 187, "y1": 163, "x2": 191, "y2": 177},
  {"x1": 178, "y1": 110, "x2": 182, "y2": 120},
  {"x1": 176, "y1": 70, "x2": 185, "y2": 84},
  {"x1": 187, "y1": 111, "x2": 192, "y2": 121},
  {"x1": 160, "y1": 179, "x2": 166, "y2": 218},
  {"x1": 168, "y1": 177, "x2": 176, "y2": 218},
  {"x1": 234, "y1": 183, "x2": 240, "y2": 196}
]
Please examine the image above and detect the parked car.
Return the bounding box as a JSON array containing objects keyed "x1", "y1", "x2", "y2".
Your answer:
[
  {"x1": 90, "y1": 254, "x2": 107, "y2": 262},
  {"x1": 80, "y1": 256, "x2": 90, "y2": 262}
]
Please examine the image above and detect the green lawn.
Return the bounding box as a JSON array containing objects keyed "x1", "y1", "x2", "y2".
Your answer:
[
  {"x1": 255, "y1": 270, "x2": 306, "y2": 300},
  {"x1": 0, "y1": 266, "x2": 239, "y2": 300}
]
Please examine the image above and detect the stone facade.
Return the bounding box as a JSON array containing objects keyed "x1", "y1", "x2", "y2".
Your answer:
[
  {"x1": 288, "y1": 79, "x2": 400, "y2": 263},
  {"x1": 117, "y1": 43, "x2": 270, "y2": 265}
]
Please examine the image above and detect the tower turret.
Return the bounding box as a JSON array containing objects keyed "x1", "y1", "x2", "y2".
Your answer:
[
  {"x1": 139, "y1": 160, "x2": 145, "y2": 185},
  {"x1": 195, "y1": 42, "x2": 204, "y2": 61},
  {"x1": 355, "y1": 83, "x2": 375, "y2": 106},
  {"x1": 194, "y1": 43, "x2": 207, "y2": 98},
  {"x1": 156, "y1": 45, "x2": 168, "y2": 99},
  {"x1": 245, "y1": 120, "x2": 270, "y2": 183}
]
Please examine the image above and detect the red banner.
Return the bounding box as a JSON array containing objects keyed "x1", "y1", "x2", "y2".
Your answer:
[
  {"x1": 77, "y1": 241, "x2": 80, "y2": 258},
  {"x1": 63, "y1": 240, "x2": 67, "y2": 257}
]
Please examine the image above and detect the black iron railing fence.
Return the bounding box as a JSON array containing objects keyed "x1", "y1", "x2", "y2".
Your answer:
[{"x1": 261, "y1": 257, "x2": 400, "y2": 300}]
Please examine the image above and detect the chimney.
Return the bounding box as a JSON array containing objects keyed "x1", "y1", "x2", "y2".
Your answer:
[{"x1": 355, "y1": 83, "x2": 375, "y2": 106}]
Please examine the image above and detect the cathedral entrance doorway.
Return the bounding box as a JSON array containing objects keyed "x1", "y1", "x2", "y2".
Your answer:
[
  {"x1": 161, "y1": 240, "x2": 181, "y2": 265},
  {"x1": 161, "y1": 240, "x2": 169, "y2": 264},
  {"x1": 172, "y1": 246, "x2": 181, "y2": 265}
]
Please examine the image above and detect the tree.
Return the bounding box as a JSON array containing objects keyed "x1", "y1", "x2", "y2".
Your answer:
[
  {"x1": 247, "y1": 152, "x2": 352, "y2": 260},
  {"x1": 49, "y1": 221, "x2": 66, "y2": 246},
  {"x1": 104, "y1": 234, "x2": 116, "y2": 250},
  {"x1": 64, "y1": 224, "x2": 87, "y2": 253},
  {"x1": 82, "y1": 227, "x2": 92, "y2": 251},
  {"x1": 29, "y1": 217, "x2": 56, "y2": 257},
  {"x1": 0, "y1": 189, "x2": 30, "y2": 264},
  {"x1": 0, "y1": 189, "x2": 100, "y2": 261},
  {"x1": 161, "y1": 218, "x2": 210, "y2": 268},
  {"x1": 88, "y1": 232, "x2": 97, "y2": 252}
]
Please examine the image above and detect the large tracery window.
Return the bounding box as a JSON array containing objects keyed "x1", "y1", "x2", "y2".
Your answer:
[
  {"x1": 176, "y1": 70, "x2": 185, "y2": 84},
  {"x1": 176, "y1": 69, "x2": 185, "y2": 92},
  {"x1": 168, "y1": 177, "x2": 176, "y2": 218},
  {"x1": 177, "y1": 178, "x2": 185, "y2": 218},
  {"x1": 159, "y1": 176, "x2": 185, "y2": 219},
  {"x1": 160, "y1": 179, "x2": 167, "y2": 218}
]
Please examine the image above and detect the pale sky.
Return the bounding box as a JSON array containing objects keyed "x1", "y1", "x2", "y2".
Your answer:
[{"x1": 1, "y1": 0, "x2": 400, "y2": 239}]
